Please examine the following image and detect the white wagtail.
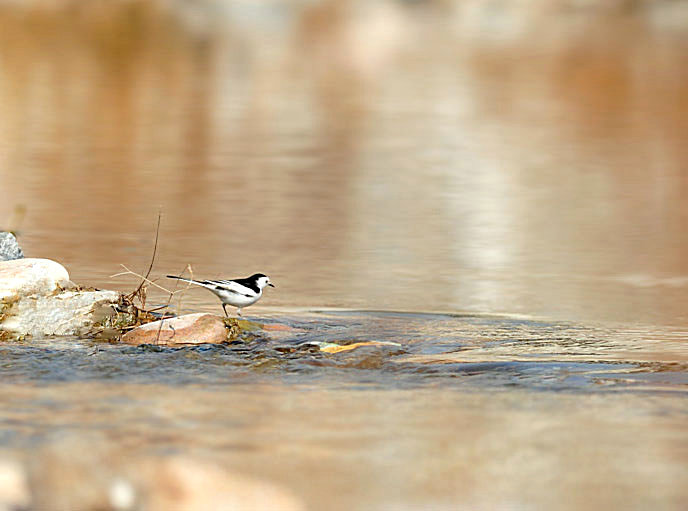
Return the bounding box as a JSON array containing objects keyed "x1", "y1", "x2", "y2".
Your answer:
[{"x1": 166, "y1": 273, "x2": 274, "y2": 317}]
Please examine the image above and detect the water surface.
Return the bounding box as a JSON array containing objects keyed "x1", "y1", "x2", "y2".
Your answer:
[
  {"x1": 1, "y1": 310, "x2": 687, "y2": 508},
  {"x1": 1, "y1": 1, "x2": 687, "y2": 509}
]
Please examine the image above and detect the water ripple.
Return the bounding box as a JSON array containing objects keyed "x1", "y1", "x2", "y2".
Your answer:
[{"x1": 0, "y1": 310, "x2": 686, "y2": 393}]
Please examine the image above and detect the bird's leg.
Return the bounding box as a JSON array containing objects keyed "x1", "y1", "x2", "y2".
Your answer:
[
  {"x1": 222, "y1": 303, "x2": 229, "y2": 317},
  {"x1": 236, "y1": 308, "x2": 242, "y2": 317}
]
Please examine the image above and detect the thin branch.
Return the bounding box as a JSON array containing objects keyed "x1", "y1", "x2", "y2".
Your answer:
[
  {"x1": 111, "y1": 264, "x2": 172, "y2": 294},
  {"x1": 132, "y1": 212, "x2": 161, "y2": 299},
  {"x1": 145, "y1": 305, "x2": 173, "y2": 312},
  {"x1": 155, "y1": 265, "x2": 193, "y2": 345},
  {"x1": 174, "y1": 265, "x2": 194, "y2": 316}
]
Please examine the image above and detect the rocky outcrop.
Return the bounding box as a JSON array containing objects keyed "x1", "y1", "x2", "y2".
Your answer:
[
  {"x1": 0, "y1": 257, "x2": 270, "y2": 342},
  {"x1": 121, "y1": 313, "x2": 234, "y2": 346},
  {"x1": 0, "y1": 232, "x2": 23, "y2": 261},
  {"x1": 0, "y1": 258, "x2": 118, "y2": 338}
]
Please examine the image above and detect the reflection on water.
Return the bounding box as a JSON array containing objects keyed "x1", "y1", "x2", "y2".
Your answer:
[
  {"x1": 1, "y1": 0, "x2": 687, "y2": 325},
  {"x1": 1, "y1": 1, "x2": 688, "y2": 509}
]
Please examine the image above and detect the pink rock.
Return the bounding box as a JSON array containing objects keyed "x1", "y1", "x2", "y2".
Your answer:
[{"x1": 121, "y1": 313, "x2": 229, "y2": 345}]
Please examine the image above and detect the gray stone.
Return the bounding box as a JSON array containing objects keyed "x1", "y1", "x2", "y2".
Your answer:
[{"x1": 0, "y1": 232, "x2": 23, "y2": 261}]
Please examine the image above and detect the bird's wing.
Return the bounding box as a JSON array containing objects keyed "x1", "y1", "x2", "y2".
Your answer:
[{"x1": 206, "y1": 279, "x2": 258, "y2": 298}]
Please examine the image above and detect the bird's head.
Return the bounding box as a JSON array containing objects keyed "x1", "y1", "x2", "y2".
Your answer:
[{"x1": 253, "y1": 274, "x2": 275, "y2": 289}]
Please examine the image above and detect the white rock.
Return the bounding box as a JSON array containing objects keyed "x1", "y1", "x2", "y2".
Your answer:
[
  {"x1": 0, "y1": 258, "x2": 121, "y2": 338},
  {"x1": 1, "y1": 290, "x2": 119, "y2": 337},
  {"x1": 0, "y1": 258, "x2": 70, "y2": 302}
]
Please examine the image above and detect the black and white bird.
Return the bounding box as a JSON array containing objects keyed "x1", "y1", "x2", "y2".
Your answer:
[{"x1": 166, "y1": 273, "x2": 274, "y2": 317}]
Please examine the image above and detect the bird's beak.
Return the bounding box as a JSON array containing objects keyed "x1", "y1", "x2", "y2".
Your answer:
[{"x1": 268, "y1": 283, "x2": 275, "y2": 288}]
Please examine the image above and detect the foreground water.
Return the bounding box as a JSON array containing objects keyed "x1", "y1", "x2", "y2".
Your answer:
[{"x1": 1, "y1": 310, "x2": 687, "y2": 508}]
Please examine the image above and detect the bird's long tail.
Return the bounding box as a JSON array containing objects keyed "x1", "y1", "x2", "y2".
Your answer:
[{"x1": 166, "y1": 275, "x2": 210, "y2": 288}]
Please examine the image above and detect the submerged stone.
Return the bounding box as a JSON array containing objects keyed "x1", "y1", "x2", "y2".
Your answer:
[
  {"x1": 0, "y1": 232, "x2": 23, "y2": 261},
  {"x1": 144, "y1": 457, "x2": 304, "y2": 511},
  {"x1": 121, "y1": 313, "x2": 232, "y2": 346},
  {"x1": 314, "y1": 340, "x2": 402, "y2": 354},
  {"x1": 25, "y1": 435, "x2": 304, "y2": 511}
]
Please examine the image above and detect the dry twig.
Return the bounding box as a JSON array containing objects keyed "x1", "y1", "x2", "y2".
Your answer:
[
  {"x1": 108, "y1": 214, "x2": 198, "y2": 343},
  {"x1": 153, "y1": 265, "x2": 194, "y2": 344},
  {"x1": 130, "y1": 211, "x2": 162, "y2": 305}
]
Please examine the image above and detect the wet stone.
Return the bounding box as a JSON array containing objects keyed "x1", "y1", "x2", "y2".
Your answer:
[{"x1": 0, "y1": 232, "x2": 23, "y2": 261}]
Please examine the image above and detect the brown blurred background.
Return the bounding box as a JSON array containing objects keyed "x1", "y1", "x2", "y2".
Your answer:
[
  {"x1": 1, "y1": 0, "x2": 687, "y2": 325},
  {"x1": 1, "y1": 4, "x2": 688, "y2": 510}
]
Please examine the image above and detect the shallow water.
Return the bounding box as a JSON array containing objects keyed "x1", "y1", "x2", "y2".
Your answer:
[
  {"x1": 1, "y1": 1, "x2": 688, "y2": 509},
  {"x1": 2, "y1": 310, "x2": 687, "y2": 392},
  {"x1": 1, "y1": 310, "x2": 687, "y2": 508}
]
